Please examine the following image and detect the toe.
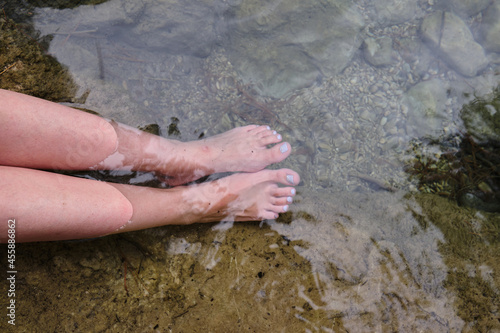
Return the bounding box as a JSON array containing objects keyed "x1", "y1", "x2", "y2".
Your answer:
[
  {"x1": 243, "y1": 124, "x2": 260, "y2": 132},
  {"x1": 276, "y1": 168, "x2": 300, "y2": 186},
  {"x1": 264, "y1": 142, "x2": 291, "y2": 163},
  {"x1": 258, "y1": 128, "x2": 279, "y2": 138},
  {"x1": 271, "y1": 196, "x2": 292, "y2": 206},
  {"x1": 267, "y1": 204, "x2": 289, "y2": 216},
  {"x1": 250, "y1": 125, "x2": 271, "y2": 134},
  {"x1": 258, "y1": 132, "x2": 282, "y2": 146},
  {"x1": 261, "y1": 210, "x2": 279, "y2": 220},
  {"x1": 274, "y1": 187, "x2": 296, "y2": 198},
  {"x1": 258, "y1": 168, "x2": 300, "y2": 186}
]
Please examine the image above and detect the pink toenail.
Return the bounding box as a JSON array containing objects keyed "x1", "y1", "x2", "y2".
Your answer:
[
  {"x1": 280, "y1": 143, "x2": 288, "y2": 153},
  {"x1": 283, "y1": 205, "x2": 289, "y2": 212},
  {"x1": 286, "y1": 174, "x2": 294, "y2": 184},
  {"x1": 287, "y1": 196, "x2": 293, "y2": 203}
]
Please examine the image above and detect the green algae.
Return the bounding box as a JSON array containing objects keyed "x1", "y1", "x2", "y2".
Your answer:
[
  {"x1": 26, "y1": 0, "x2": 108, "y2": 10},
  {"x1": 461, "y1": 85, "x2": 500, "y2": 143},
  {"x1": 412, "y1": 193, "x2": 500, "y2": 331},
  {"x1": 139, "y1": 123, "x2": 162, "y2": 136},
  {"x1": 276, "y1": 210, "x2": 316, "y2": 224},
  {"x1": 406, "y1": 85, "x2": 500, "y2": 213},
  {"x1": 0, "y1": 17, "x2": 76, "y2": 101}
]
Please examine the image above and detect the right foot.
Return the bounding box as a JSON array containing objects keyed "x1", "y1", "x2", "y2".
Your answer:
[{"x1": 182, "y1": 168, "x2": 300, "y2": 222}]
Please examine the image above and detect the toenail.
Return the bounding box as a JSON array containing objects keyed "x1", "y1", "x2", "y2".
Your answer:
[
  {"x1": 277, "y1": 134, "x2": 282, "y2": 140},
  {"x1": 266, "y1": 126, "x2": 271, "y2": 130},
  {"x1": 286, "y1": 174, "x2": 294, "y2": 184},
  {"x1": 273, "y1": 130, "x2": 277, "y2": 135},
  {"x1": 291, "y1": 188, "x2": 296, "y2": 195},
  {"x1": 283, "y1": 205, "x2": 289, "y2": 212},
  {"x1": 287, "y1": 196, "x2": 293, "y2": 203},
  {"x1": 280, "y1": 143, "x2": 288, "y2": 153}
]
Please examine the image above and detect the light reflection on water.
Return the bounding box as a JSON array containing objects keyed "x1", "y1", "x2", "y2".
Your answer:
[{"x1": 10, "y1": 0, "x2": 500, "y2": 330}]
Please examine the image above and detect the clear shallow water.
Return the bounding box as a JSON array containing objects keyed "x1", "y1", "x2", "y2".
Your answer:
[{"x1": 2, "y1": 0, "x2": 499, "y2": 331}]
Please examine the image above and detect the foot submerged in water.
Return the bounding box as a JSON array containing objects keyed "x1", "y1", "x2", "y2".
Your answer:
[
  {"x1": 181, "y1": 168, "x2": 300, "y2": 222},
  {"x1": 166, "y1": 125, "x2": 292, "y2": 186}
]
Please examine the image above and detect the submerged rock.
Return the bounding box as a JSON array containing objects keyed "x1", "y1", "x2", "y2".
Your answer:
[
  {"x1": 372, "y1": 0, "x2": 421, "y2": 26},
  {"x1": 439, "y1": 0, "x2": 492, "y2": 18},
  {"x1": 461, "y1": 85, "x2": 500, "y2": 143},
  {"x1": 421, "y1": 11, "x2": 489, "y2": 77},
  {"x1": 479, "y1": 1, "x2": 500, "y2": 53},
  {"x1": 224, "y1": 0, "x2": 364, "y2": 98},
  {"x1": 126, "y1": 0, "x2": 217, "y2": 57},
  {"x1": 403, "y1": 78, "x2": 449, "y2": 138},
  {"x1": 35, "y1": 0, "x2": 219, "y2": 58},
  {"x1": 363, "y1": 36, "x2": 395, "y2": 67}
]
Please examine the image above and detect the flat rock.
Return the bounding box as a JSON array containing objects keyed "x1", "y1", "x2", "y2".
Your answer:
[
  {"x1": 373, "y1": 0, "x2": 421, "y2": 26},
  {"x1": 125, "y1": 0, "x2": 217, "y2": 57},
  {"x1": 421, "y1": 11, "x2": 489, "y2": 77},
  {"x1": 224, "y1": 0, "x2": 364, "y2": 98},
  {"x1": 363, "y1": 36, "x2": 395, "y2": 67},
  {"x1": 403, "y1": 78, "x2": 449, "y2": 138},
  {"x1": 35, "y1": 0, "x2": 219, "y2": 58},
  {"x1": 480, "y1": 1, "x2": 500, "y2": 53},
  {"x1": 439, "y1": 0, "x2": 491, "y2": 17}
]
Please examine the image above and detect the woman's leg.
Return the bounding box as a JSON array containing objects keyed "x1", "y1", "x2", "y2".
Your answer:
[
  {"x1": 0, "y1": 89, "x2": 118, "y2": 170},
  {"x1": 0, "y1": 166, "x2": 133, "y2": 243},
  {"x1": 102, "y1": 122, "x2": 292, "y2": 185},
  {"x1": 0, "y1": 89, "x2": 292, "y2": 185},
  {"x1": 0, "y1": 166, "x2": 299, "y2": 242}
]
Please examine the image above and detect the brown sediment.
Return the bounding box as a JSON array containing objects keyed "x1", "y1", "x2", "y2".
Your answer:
[
  {"x1": 412, "y1": 193, "x2": 500, "y2": 331},
  {"x1": 0, "y1": 15, "x2": 76, "y2": 101}
]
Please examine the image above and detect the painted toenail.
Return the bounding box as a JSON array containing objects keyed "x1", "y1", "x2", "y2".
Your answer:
[
  {"x1": 287, "y1": 196, "x2": 293, "y2": 203},
  {"x1": 286, "y1": 174, "x2": 294, "y2": 184},
  {"x1": 273, "y1": 130, "x2": 277, "y2": 135},
  {"x1": 266, "y1": 126, "x2": 271, "y2": 130},
  {"x1": 277, "y1": 134, "x2": 282, "y2": 140},
  {"x1": 291, "y1": 188, "x2": 296, "y2": 195},
  {"x1": 280, "y1": 143, "x2": 288, "y2": 153},
  {"x1": 283, "y1": 205, "x2": 289, "y2": 212}
]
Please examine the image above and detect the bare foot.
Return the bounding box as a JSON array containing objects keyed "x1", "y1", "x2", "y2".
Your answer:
[
  {"x1": 165, "y1": 125, "x2": 291, "y2": 185},
  {"x1": 181, "y1": 168, "x2": 300, "y2": 222},
  {"x1": 200, "y1": 125, "x2": 291, "y2": 173}
]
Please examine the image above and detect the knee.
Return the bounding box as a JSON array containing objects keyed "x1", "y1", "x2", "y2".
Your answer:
[{"x1": 97, "y1": 184, "x2": 134, "y2": 236}]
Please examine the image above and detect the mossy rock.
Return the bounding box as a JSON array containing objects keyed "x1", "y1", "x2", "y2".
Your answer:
[
  {"x1": 26, "y1": 0, "x2": 108, "y2": 9},
  {"x1": 461, "y1": 86, "x2": 500, "y2": 143},
  {"x1": 0, "y1": 17, "x2": 76, "y2": 101},
  {"x1": 413, "y1": 193, "x2": 500, "y2": 331}
]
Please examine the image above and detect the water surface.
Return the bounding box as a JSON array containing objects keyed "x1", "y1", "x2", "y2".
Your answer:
[{"x1": 1, "y1": 0, "x2": 499, "y2": 331}]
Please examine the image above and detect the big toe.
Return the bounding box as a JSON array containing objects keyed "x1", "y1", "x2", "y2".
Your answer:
[
  {"x1": 266, "y1": 142, "x2": 291, "y2": 164},
  {"x1": 260, "y1": 168, "x2": 300, "y2": 186},
  {"x1": 279, "y1": 168, "x2": 300, "y2": 186}
]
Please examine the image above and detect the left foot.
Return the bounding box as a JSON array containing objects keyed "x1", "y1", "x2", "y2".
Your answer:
[
  {"x1": 201, "y1": 125, "x2": 291, "y2": 173},
  {"x1": 98, "y1": 124, "x2": 292, "y2": 186},
  {"x1": 166, "y1": 125, "x2": 291, "y2": 185}
]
